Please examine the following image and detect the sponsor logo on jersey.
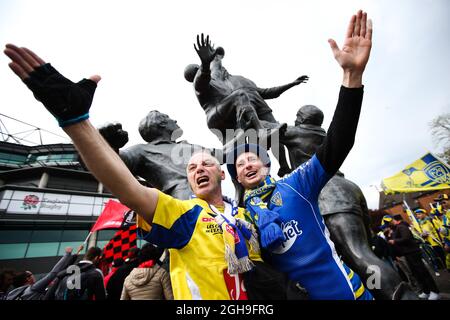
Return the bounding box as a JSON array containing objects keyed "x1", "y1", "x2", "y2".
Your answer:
[
  {"x1": 204, "y1": 218, "x2": 222, "y2": 235},
  {"x1": 272, "y1": 220, "x2": 302, "y2": 254}
]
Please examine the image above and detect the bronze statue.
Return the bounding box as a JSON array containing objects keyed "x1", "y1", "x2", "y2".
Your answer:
[
  {"x1": 184, "y1": 34, "x2": 308, "y2": 177},
  {"x1": 99, "y1": 110, "x2": 217, "y2": 200},
  {"x1": 282, "y1": 104, "x2": 416, "y2": 300}
]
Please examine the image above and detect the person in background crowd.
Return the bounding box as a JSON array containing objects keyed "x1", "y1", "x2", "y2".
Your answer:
[
  {"x1": 104, "y1": 258, "x2": 124, "y2": 289},
  {"x1": 53, "y1": 246, "x2": 106, "y2": 300},
  {"x1": 106, "y1": 247, "x2": 140, "y2": 300},
  {"x1": 5, "y1": 246, "x2": 83, "y2": 300},
  {"x1": 121, "y1": 243, "x2": 173, "y2": 300},
  {"x1": 375, "y1": 216, "x2": 398, "y2": 268},
  {"x1": 414, "y1": 208, "x2": 446, "y2": 275},
  {"x1": 379, "y1": 216, "x2": 422, "y2": 294},
  {"x1": 431, "y1": 194, "x2": 450, "y2": 272},
  {"x1": 387, "y1": 214, "x2": 440, "y2": 300},
  {"x1": 11, "y1": 271, "x2": 35, "y2": 290},
  {"x1": 0, "y1": 269, "x2": 15, "y2": 299}
]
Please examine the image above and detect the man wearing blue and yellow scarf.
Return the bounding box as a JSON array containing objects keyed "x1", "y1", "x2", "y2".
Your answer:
[
  {"x1": 431, "y1": 194, "x2": 450, "y2": 272},
  {"x1": 227, "y1": 10, "x2": 375, "y2": 300},
  {"x1": 414, "y1": 208, "x2": 446, "y2": 272}
]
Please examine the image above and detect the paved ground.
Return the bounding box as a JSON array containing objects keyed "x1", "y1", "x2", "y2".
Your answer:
[
  {"x1": 412, "y1": 259, "x2": 450, "y2": 299},
  {"x1": 432, "y1": 269, "x2": 450, "y2": 300}
]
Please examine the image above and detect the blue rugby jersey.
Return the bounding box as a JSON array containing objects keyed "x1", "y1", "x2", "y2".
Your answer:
[{"x1": 262, "y1": 155, "x2": 372, "y2": 300}]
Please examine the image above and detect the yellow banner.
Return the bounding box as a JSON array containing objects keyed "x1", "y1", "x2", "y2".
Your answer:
[{"x1": 382, "y1": 152, "x2": 450, "y2": 194}]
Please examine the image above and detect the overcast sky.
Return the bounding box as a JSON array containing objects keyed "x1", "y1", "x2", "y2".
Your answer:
[{"x1": 1, "y1": 0, "x2": 449, "y2": 209}]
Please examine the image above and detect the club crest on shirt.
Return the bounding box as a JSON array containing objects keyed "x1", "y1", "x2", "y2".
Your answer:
[{"x1": 270, "y1": 192, "x2": 283, "y2": 206}]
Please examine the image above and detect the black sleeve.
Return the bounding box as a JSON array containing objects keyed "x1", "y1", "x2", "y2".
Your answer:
[
  {"x1": 30, "y1": 253, "x2": 74, "y2": 293},
  {"x1": 316, "y1": 86, "x2": 364, "y2": 175},
  {"x1": 394, "y1": 225, "x2": 413, "y2": 245}
]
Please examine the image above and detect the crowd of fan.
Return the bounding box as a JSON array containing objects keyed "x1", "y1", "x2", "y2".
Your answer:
[
  {"x1": 371, "y1": 193, "x2": 450, "y2": 300},
  {"x1": 2, "y1": 193, "x2": 449, "y2": 301},
  {"x1": 0, "y1": 243, "x2": 173, "y2": 300}
]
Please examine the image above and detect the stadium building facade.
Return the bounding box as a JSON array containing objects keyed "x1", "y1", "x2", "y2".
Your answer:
[{"x1": 0, "y1": 140, "x2": 120, "y2": 276}]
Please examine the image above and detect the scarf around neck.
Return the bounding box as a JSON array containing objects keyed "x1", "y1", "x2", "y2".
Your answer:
[
  {"x1": 244, "y1": 176, "x2": 285, "y2": 250},
  {"x1": 192, "y1": 195, "x2": 259, "y2": 275}
]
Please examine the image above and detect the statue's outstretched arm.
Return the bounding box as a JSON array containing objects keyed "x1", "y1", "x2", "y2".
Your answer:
[{"x1": 257, "y1": 75, "x2": 309, "y2": 100}]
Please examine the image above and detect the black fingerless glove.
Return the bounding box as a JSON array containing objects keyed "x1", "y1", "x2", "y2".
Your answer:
[{"x1": 23, "y1": 63, "x2": 97, "y2": 127}]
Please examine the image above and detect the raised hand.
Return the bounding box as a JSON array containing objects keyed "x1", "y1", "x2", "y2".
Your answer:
[
  {"x1": 65, "y1": 247, "x2": 73, "y2": 254},
  {"x1": 76, "y1": 244, "x2": 84, "y2": 255},
  {"x1": 328, "y1": 10, "x2": 373, "y2": 87},
  {"x1": 293, "y1": 75, "x2": 309, "y2": 85},
  {"x1": 194, "y1": 33, "x2": 216, "y2": 66},
  {"x1": 3, "y1": 44, "x2": 101, "y2": 127}
]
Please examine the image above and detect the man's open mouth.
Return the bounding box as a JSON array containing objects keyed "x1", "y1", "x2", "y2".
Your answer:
[{"x1": 196, "y1": 176, "x2": 210, "y2": 187}]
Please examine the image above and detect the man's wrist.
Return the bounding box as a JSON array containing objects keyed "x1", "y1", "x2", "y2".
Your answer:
[
  {"x1": 342, "y1": 70, "x2": 363, "y2": 88},
  {"x1": 58, "y1": 113, "x2": 90, "y2": 127},
  {"x1": 63, "y1": 118, "x2": 93, "y2": 133}
]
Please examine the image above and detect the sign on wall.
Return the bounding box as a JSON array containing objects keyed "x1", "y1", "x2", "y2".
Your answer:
[{"x1": 0, "y1": 189, "x2": 113, "y2": 216}]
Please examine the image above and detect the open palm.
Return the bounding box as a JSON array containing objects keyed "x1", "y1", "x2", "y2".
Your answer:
[
  {"x1": 329, "y1": 10, "x2": 373, "y2": 73},
  {"x1": 194, "y1": 33, "x2": 216, "y2": 65}
]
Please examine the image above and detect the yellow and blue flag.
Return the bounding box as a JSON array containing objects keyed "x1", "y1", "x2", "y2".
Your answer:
[{"x1": 381, "y1": 152, "x2": 450, "y2": 194}]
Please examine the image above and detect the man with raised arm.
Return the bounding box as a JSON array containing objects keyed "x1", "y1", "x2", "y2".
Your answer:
[
  {"x1": 227, "y1": 10, "x2": 376, "y2": 300},
  {"x1": 3, "y1": 44, "x2": 264, "y2": 300}
]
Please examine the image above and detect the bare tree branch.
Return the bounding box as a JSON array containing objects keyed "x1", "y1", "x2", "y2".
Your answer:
[{"x1": 429, "y1": 112, "x2": 450, "y2": 163}]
